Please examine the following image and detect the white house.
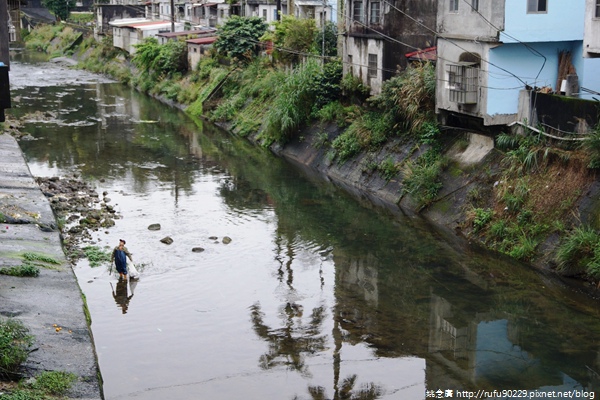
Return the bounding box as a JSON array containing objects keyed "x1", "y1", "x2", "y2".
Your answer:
[{"x1": 109, "y1": 18, "x2": 185, "y2": 54}]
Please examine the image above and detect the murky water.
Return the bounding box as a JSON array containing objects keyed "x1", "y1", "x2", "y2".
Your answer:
[{"x1": 7, "y1": 53, "x2": 600, "y2": 400}]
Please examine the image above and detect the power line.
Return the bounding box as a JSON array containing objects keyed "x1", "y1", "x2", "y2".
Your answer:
[
  {"x1": 377, "y1": 0, "x2": 529, "y2": 86},
  {"x1": 459, "y1": 0, "x2": 547, "y2": 80}
]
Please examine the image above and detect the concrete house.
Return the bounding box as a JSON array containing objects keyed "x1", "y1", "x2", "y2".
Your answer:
[
  {"x1": 340, "y1": 0, "x2": 437, "y2": 95},
  {"x1": 186, "y1": 36, "x2": 218, "y2": 68},
  {"x1": 110, "y1": 19, "x2": 185, "y2": 54},
  {"x1": 436, "y1": 0, "x2": 600, "y2": 128}
]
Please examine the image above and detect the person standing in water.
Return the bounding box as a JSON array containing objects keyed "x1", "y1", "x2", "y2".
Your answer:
[{"x1": 111, "y1": 239, "x2": 133, "y2": 280}]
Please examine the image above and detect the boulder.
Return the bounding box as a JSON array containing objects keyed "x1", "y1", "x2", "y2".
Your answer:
[
  {"x1": 222, "y1": 236, "x2": 232, "y2": 244},
  {"x1": 148, "y1": 223, "x2": 161, "y2": 231},
  {"x1": 192, "y1": 247, "x2": 205, "y2": 253},
  {"x1": 160, "y1": 236, "x2": 173, "y2": 245}
]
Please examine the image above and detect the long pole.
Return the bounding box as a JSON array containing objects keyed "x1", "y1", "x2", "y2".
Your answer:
[
  {"x1": 0, "y1": 0, "x2": 10, "y2": 68},
  {"x1": 170, "y1": 0, "x2": 175, "y2": 32},
  {"x1": 321, "y1": 0, "x2": 325, "y2": 63}
]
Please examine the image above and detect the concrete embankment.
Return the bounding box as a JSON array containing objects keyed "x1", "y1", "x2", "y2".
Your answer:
[{"x1": 0, "y1": 134, "x2": 102, "y2": 399}]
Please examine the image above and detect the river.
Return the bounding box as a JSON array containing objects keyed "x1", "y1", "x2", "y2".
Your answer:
[{"x1": 7, "y1": 53, "x2": 600, "y2": 400}]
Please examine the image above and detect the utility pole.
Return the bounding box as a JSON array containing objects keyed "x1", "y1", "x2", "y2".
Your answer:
[
  {"x1": 321, "y1": 0, "x2": 325, "y2": 63},
  {"x1": 0, "y1": 0, "x2": 9, "y2": 68},
  {"x1": 0, "y1": 0, "x2": 11, "y2": 122},
  {"x1": 170, "y1": 0, "x2": 175, "y2": 32}
]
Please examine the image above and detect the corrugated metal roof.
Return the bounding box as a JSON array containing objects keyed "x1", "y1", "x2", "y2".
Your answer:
[
  {"x1": 186, "y1": 36, "x2": 218, "y2": 45},
  {"x1": 157, "y1": 28, "x2": 217, "y2": 37}
]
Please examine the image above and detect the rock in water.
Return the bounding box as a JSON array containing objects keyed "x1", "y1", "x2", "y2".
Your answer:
[
  {"x1": 160, "y1": 236, "x2": 173, "y2": 245},
  {"x1": 148, "y1": 223, "x2": 161, "y2": 231}
]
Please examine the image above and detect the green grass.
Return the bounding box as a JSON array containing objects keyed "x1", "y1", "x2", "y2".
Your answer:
[
  {"x1": 30, "y1": 371, "x2": 77, "y2": 396},
  {"x1": 22, "y1": 252, "x2": 61, "y2": 265},
  {"x1": 0, "y1": 265, "x2": 40, "y2": 277},
  {"x1": 0, "y1": 318, "x2": 34, "y2": 378},
  {"x1": 83, "y1": 246, "x2": 112, "y2": 267},
  {"x1": 1, "y1": 371, "x2": 78, "y2": 399}
]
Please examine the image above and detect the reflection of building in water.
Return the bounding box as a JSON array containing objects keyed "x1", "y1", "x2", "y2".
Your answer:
[{"x1": 333, "y1": 249, "x2": 599, "y2": 394}]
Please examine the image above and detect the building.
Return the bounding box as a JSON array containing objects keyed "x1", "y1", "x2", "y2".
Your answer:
[
  {"x1": 156, "y1": 27, "x2": 217, "y2": 45},
  {"x1": 186, "y1": 36, "x2": 218, "y2": 68},
  {"x1": 109, "y1": 19, "x2": 185, "y2": 54},
  {"x1": 340, "y1": 0, "x2": 437, "y2": 95},
  {"x1": 435, "y1": 0, "x2": 600, "y2": 128}
]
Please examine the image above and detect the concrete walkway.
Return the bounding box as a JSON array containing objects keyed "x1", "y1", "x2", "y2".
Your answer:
[{"x1": 0, "y1": 134, "x2": 102, "y2": 399}]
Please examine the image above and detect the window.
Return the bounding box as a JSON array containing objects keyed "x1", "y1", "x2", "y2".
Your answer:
[
  {"x1": 471, "y1": 0, "x2": 478, "y2": 12},
  {"x1": 353, "y1": 1, "x2": 363, "y2": 22},
  {"x1": 449, "y1": 0, "x2": 458, "y2": 13},
  {"x1": 368, "y1": 54, "x2": 377, "y2": 78},
  {"x1": 596, "y1": 0, "x2": 600, "y2": 18},
  {"x1": 262, "y1": 9, "x2": 267, "y2": 19},
  {"x1": 527, "y1": 0, "x2": 547, "y2": 13},
  {"x1": 369, "y1": 1, "x2": 380, "y2": 24},
  {"x1": 447, "y1": 63, "x2": 479, "y2": 104}
]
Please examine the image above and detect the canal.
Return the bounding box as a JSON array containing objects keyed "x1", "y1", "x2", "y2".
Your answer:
[{"x1": 7, "y1": 54, "x2": 600, "y2": 399}]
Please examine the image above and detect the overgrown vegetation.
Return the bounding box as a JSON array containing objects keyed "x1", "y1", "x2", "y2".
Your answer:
[
  {"x1": 556, "y1": 226, "x2": 600, "y2": 279},
  {"x1": 0, "y1": 252, "x2": 62, "y2": 277},
  {"x1": 83, "y1": 246, "x2": 112, "y2": 267},
  {"x1": 214, "y1": 16, "x2": 268, "y2": 63},
  {"x1": 0, "y1": 318, "x2": 34, "y2": 378},
  {"x1": 1, "y1": 371, "x2": 78, "y2": 399},
  {"x1": 0, "y1": 264, "x2": 40, "y2": 277},
  {"x1": 23, "y1": 23, "x2": 600, "y2": 285}
]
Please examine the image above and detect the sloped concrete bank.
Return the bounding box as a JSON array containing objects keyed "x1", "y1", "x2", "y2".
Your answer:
[
  {"x1": 0, "y1": 134, "x2": 102, "y2": 399},
  {"x1": 252, "y1": 124, "x2": 600, "y2": 293}
]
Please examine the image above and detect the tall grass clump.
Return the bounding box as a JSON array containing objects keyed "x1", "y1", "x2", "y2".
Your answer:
[
  {"x1": 0, "y1": 318, "x2": 34, "y2": 378},
  {"x1": 263, "y1": 59, "x2": 322, "y2": 144},
  {"x1": 370, "y1": 62, "x2": 436, "y2": 137},
  {"x1": 555, "y1": 226, "x2": 600, "y2": 278},
  {"x1": 582, "y1": 124, "x2": 600, "y2": 168},
  {"x1": 401, "y1": 153, "x2": 444, "y2": 208}
]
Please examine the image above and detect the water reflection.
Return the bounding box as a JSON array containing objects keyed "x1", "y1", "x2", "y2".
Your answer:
[
  {"x1": 9, "y1": 56, "x2": 600, "y2": 399},
  {"x1": 111, "y1": 280, "x2": 135, "y2": 314}
]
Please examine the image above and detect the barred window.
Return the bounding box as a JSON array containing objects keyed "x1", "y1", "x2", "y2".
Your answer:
[
  {"x1": 368, "y1": 54, "x2": 377, "y2": 78},
  {"x1": 353, "y1": 1, "x2": 363, "y2": 22},
  {"x1": 369, "y1": 1, "x2": 380, "y2": 24}
]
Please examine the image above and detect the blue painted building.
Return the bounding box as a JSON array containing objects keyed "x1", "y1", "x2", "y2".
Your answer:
[{"x1": 435, "y1": 0, "x2": 600, "y2": 128}]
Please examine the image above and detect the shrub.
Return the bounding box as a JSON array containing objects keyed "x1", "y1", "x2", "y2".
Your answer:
[
  {"x1": 269, "y1": 15, "x2": 317, "y2": 64},
  {"x1": 0, "y1": 319, "x2": 34, "y2": 377},
  {"x1": 214, "y1": 16, "x2": 268, "y2": 63}
]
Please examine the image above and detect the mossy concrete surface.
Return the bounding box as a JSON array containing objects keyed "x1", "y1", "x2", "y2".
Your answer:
[{"x1": 0, "y1": 134, "x2": 102, "y2": 399}]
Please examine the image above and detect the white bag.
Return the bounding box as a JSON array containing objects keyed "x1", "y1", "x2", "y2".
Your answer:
[{"x1": 128, "y1": 261, "x2": 140, "y2": 279}]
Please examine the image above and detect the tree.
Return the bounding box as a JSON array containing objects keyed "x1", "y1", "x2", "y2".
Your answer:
[
  {"x1": 270, "y1": 15, "x2": 317, "y2": 64},
  {"x1": 132, "y1": 38, "x2": 188, "y2": 77},
  {"x1": 214, "y1": 16, "x2": 268, "y2": 63},
  {"x1": 42, "y1": 0, "x2": 76, "y2": 21}
]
